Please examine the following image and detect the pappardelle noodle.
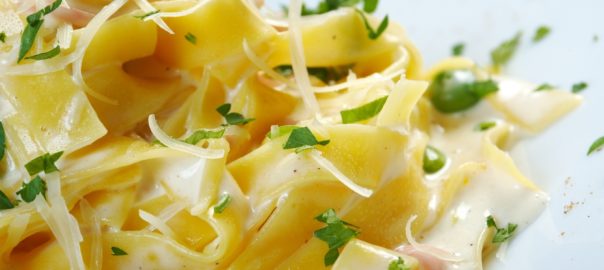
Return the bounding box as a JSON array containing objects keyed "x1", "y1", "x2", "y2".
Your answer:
[{"x1": 0, "y1": 0, "x2": 581, "y2": 269}]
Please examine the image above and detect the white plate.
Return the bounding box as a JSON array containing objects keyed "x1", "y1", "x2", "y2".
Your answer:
[{"x1": 378, "y1": 0, "x2": 604, "y2": 269}]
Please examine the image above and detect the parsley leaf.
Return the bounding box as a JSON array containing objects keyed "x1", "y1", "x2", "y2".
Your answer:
[
  {"x1": 183, "y1": 129, "x2": 225, "y2": 145},
  {"x1": 24, "y1": 151, "x2": 64, "y2": 176},
  {"x1": 314, "y1": 208, "x2": 359, "y2": 266},
  {"x1": 423, "y1": 145, "x2": 446, "y2": 174},
  {"x1": 430, "y1": 69, "x2": 499, "y2": 113},
  {"x1": 388, "y1": 257, "x2": 411, "y2": 270},
  {"x1": 134, "y1": 10, "x2": 160, "y2": 20},
  {"x1": 340, "y1": 96, "x2": 388, "y2": 124},
  {"x1": 111, "y1": 246, "x2": 128, "y2": 256},
  {"x1": 213, "y1": 193, "x2": 232, "y2": 214},
  {"x1": 587, "y1": 136, "x2": 604, "y2": 156},
  {"x1": 491, "y1": 32, "x2": 522, "y2": 68},
  {"x1": 216, "y1": 103, "x2": 255, "y2": 126},
  {"x1": 0, "y1": 121, "x2": 5, "y2": 161},
  {"x1": 486, "y1": 215, "x2": 518, "y2": 243},
  {"x1": 274, "y1": 65, "x2": 350, "y2": 84},
  {"x1": 0, "y1": 32, "x2": 6, "y2": 43},
  {"x1": 283, "y1": 127, "x2": 330, "y2": 152},
  {"x1": 18, "y1": 0, "x2": 62, "y2": 62},
  {"x1": 533, "y1": 25, "x2": 551, "y2": 43},
  {"x1": 185, "y1": 32, "x2": 197, "y2": 45},
  {"x1": 301, "y1": 0, "x2": 361, "y2": 15},
  {"x1": 357, "y1": 10, "x2": 389, "y2": 40},
  {"x1": 534, "y1": 83, "x2": 554, "y2": 92},
  {"x1": 16, "y1": 176, "x2": 47, "y2": 203},
  {"x1": 24, "y1": 45, "x2": 61, "y2": 61},
  {"x1": 475, "y1": 121, "x2": 496, "y2": 131},
  {"x1": 571, "y1": 82, "x2": 588, "y2": 93},
  {"x1": 0, "y1": 190, "x2": 14, "y2": 210},
  {"x1": 363, "y1": 0, "x2": 379, "y2": 13},
  {"x1": 452, "y1": 42, "x2": 465, "y2": 56}
]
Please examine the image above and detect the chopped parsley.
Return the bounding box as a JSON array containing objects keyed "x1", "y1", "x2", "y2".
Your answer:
[
  {"x1": 266, "y1": 125, "x2": 299, "y2": 139},
  {"x1": 0, "y1": 121, "x2": 5, "y2": 161},
  {"x1": 429, "y1": 69, "x2": 499, "y2": 113},
  {"x1": 24, "y1": 151, "x2": 64, "y2": 176},
  {"x1": 571, "y1": 82, "x2": 588, "y2": 93},
  {"x1": 491, "y1": 32, "x2": 522, "y2": 69},
  {"x1": 475, "y1": 121, "x2": 497, "y2": 131},
  {"x1": 532, "y1": 25, "x2": 551, "y2": 43},
  {"x1": 423, "y1": 145, "x2": 446, "y2": 174},
  {"x1": 183, "y1": 129, "x2": 225, "y2": 145},
  {"x1": 357, "y1": 10, "x2": 389, "y2": 40},
  {"x1": 587, "y1": 136, "x2": 604, "y2": 156},
  {"x1": 314, "y1": 208, "x2": 359, "y2": 266},
  {"x1": 283, "y1": 127, "x2": 330, "y2": 153},
  {"x1": 111, "y1": 246, "x2": 128, "y2": 256},
  {"x1": 340, "y1": 96, "x2": 388, "y2": 124},
  {"x1": 388, "y1": 257, "x2": 411, "y2": 270},
  {"x1": 274, "y1": 65, "x2": 350, "y2": 84},
  {"x1": 534, "y1": 83, "x2": 554, "y2": 92},
  {"x1": 451, "y1": 42, "x2": 465, "y2": 56},
  {"x1": 486, "y1": 215, "x2": 518, "y2": 243},
  {"x1": 185, "y1": 32, "x2": 197, "y2": 45},
  {"x1": 301, "y1": 0, "x2": 362, "y2": 15},
  {"x1": 24, "y1": 45, "x2": 61, "y2": 61},
  {"x1": 18, "y1": 0, "x2": 62, "y2": 62},
  {"x1": 0, "y1": 32, "x2": 6, "y2": 43},
  {"x1": 213, "y1": 193, "x2": 232, "y2": 214},
  {"x1": 216, "y1": 103, "x2": 255, "y2": 126},
  {"x1": 16, "y1": 176, "x2": 47, "y2": 203},
  {"x1": 0, "y1": 190, "x2": 14, "y2": 210},
  {"x1": 134, "y1": 10, "x2": 160, "y2": 20}
]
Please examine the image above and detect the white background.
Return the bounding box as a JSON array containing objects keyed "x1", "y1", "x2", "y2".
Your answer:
[{"x1": 272, "y1": 0, "x2": 604, "y2": 268}]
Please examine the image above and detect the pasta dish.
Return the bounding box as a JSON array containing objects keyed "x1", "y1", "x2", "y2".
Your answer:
[{"x1": 0, "y1": 0, "x2": 582, "y2": 269}]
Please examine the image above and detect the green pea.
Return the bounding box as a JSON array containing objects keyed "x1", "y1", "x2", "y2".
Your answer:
[
  {"x1": 429, "y1": 69, "x2": 499, "y2": 113},
  {"x1": 423, "y1": 145, "x2": 447, "y2": 174}
]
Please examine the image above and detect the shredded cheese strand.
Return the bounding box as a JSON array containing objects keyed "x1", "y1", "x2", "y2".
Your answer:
[
  {"x1": 148, "y1": 114, "x2": 225, "y2": 159},
  {"x1": 288, "y1": 0, "x2": 320, "y2": 117},
  {"x1": 146, "y1": 0, "x2": 209, "y2": 19},
  {"x1": 79, "y1": 199, "x2": 102, "y2": 270},
  {"x1": 242, "y1": 39, "x2": 295, "y2": 88},
  {"x1": 309, "y1": 150, "x2": 373, "y2": 197},
  {"x1": 139, "y1": 209, "x2": 178, "y2": 240},
  {"x1": 133, "y1": 0, "x2": 175, "y2": 34},
  {"x1": 144, "y1": 201, "x2": 186, "y2": 231}
]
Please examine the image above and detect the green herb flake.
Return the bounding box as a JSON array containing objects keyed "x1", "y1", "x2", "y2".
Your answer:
[
  {"x1": 301, "y1": 0, "x2": 362, "y2": 16},
  {"x1": 475, "y1": 121, "x2": 497, "y2": 132},
  {"x1": 274, "y1": 65, "x2": 350, "y2": 84},
  {"x1": 185, "y1": 32, "x2": 197, "y2": 45},
  {"x1": 24, "y1": 151, "x2": 64, "y2": 176},
  {"x1": 357, "y1": 10, "x2": 389, "y2": 40},
  {"x1": 134, "y1": 10, "x2": 160, "y2": 20},
  {"x1": 183, "y1": 129, "x2": 225, "y2": 145},
  {"x1": 452, "y1": 42, "x2": 465, "y2": 56},
  {"x1": 571, "y1": 82, "x2": 588, "y2": 93},
  {"x1": 111, "y1": 246, "x2": 128, "y2": 256},
  {"x1": 215, "y1": 103, "x2": 255, "y2": 126},
  {"x1": 340, "y1": 96, "x2": 388, "y2": 124},
  {"x1": 283, "y1": 127, "x2": 330, "y2": 152},
  {"x1": 534, "y1": 83, "x2": 554, "y2": 92},
  {"x1": 18, "y1": 0, "x2": 62, "y2": 62},
  {"x1": 532, "y1": 25, "x2": 551, "y2": 43},
  {"x1": 314, "y1": 208, "x2": 359, "y2": 266},
  {"x1": 388, "y1": 257, "x2": 411, "y2": 270},
  {"x1": 423, "y1": 145, "x2": 447, "y2": 174},
  {"x1": 24, "y1": 45, "x2": 61, "y2": 61},
  {"x1": 0, "y1": 32, "x2": 6, "y2": 43},
  {"x1": 587, "y1": 136, "x2": 604, "y2": 156},
  {"x1": 486, "y1": 215, "x2": 518, "y2": 243},
  {"x1": 491, "y1": 32, "x2": 522, "y2": 68},
  {"x1": 0, "y1": 121, "x2": 5, "y2": 161},
  {"x1": 16, "y1": 176, "x2": 47, "y2": 203},
  {"x1": 430, "y1": 69, "x2": 499, "y2": 113},
  {"x1": 0, "y1": 190, "x2": 14, "y2": 210},
  {"x1": 213, "y1": 194, "x2": 232, "y2": 214},
  {"x1": 363, "y1": 0, "x2": 379, "y2": 13},
  {"x1": 266, "y1": 125, "x2": 299, "y2": 139}
]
